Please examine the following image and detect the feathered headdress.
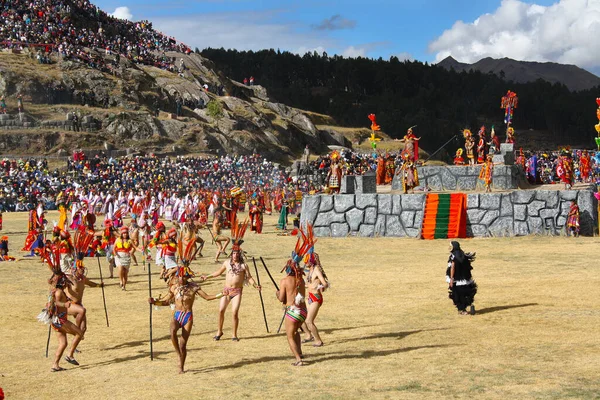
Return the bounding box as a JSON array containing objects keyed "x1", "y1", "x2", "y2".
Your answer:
[
  {"x1": 73, "y1": 227, "x2": 94, "y2": 266},
  {"x1": 230, "y1": 215, "x2": 249, "y2": 252},
  {"x1": 302, "y1": 224, "x2": 318, "y2": 265},
  {"x1": 131, "y1": 202, "x2": 143, "y2": 219},
  {"x1": 177, "y1": 236, "x2": 197, "y2": 267}
]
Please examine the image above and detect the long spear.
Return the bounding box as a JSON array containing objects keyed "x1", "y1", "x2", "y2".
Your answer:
[
  {"x1": 259, "y1": 257, "x2": 279, "y2": 291},
  {"x1": 252, "y1": 257, "x2": 269, "y2": 332},
  {"x1": 45, "y1": 325, "x2": 51, "y2": 358},
  {"x1": 96, "y1": 254, "x2": 109, "y2": 327},
  {"x1": 148, "y1": 257, "x2": 154, "y2": 360},
  {"x1": 260, "y1": 257, "x2": 286, "y2": 333}
]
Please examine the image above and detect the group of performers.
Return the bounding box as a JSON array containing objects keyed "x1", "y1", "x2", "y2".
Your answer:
[
  {"x1": 31, "y1": 192, "x2": 329, "y2": 372},
  {"x1": 455, "y1": 125, "x2": 504, "y2": 167}
]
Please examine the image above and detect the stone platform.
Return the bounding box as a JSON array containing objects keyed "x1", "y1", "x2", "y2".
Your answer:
[
  {"x1": 300, "y1": 188, "x2": 597, "y2": 238},
  {"x1": 391, "y1": 165, "x2": 526, "y2": 192}
]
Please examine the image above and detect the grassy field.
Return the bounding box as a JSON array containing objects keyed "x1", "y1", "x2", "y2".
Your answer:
[{"x1": 0, "y1": 211, "x2": 599, "y2": 399}]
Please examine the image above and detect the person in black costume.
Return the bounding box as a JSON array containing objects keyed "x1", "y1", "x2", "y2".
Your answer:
[{"x1": 446, "y1": 241, "x2": 477, "y2": 315}]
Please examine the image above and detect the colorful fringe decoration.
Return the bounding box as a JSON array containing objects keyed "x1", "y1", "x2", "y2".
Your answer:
[{"x1": 421, "y1": 193, "x2": 467, "y2": 240}]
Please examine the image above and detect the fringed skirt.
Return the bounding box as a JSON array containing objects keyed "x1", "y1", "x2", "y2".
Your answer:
[{"x1": 450, "y1": 281, "x2": 477, "y2": 312}]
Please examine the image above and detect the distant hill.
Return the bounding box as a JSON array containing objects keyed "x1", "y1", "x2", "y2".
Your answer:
[{"x1": 437, "y1": 56, "x2": 600, "y2": 92}]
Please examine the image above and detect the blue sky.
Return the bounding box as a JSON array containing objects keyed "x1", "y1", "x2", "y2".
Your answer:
[{"x1": 95, "y1": 0, "x2": 600, "y2": 71}]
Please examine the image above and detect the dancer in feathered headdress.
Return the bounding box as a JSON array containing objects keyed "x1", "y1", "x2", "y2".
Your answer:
[
  {"x1": 38, "y1": 244, "x2": 84, "y2": 372},
  {"x1": 149, "y1": 240, "x2": 223, "y2": 374},
  {"x1": 299, "y1": 224, "x2": 329, "y2": 347},
  {"x1": 65, "y1": 228, "x2": 102, "y2": 335},
  {"x1": 201, "y1": 215, "x2": 260, "y2": 341},
  {"x1": 275, "y1": 225, "x2": 313, "y2": 366}
]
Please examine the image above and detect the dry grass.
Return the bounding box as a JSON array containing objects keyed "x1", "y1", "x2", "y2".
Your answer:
[{"x1": 1, "y1": 211, "x2": 599, "y2": 399}]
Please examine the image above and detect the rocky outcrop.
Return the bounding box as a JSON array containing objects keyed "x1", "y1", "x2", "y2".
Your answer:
[{"x1": 0, "y1": 50, "x2": 340, "y2": 160}]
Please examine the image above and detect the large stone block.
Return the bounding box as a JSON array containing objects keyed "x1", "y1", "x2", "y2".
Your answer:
[
  {"x1": 559, "y1": 191, "x2": 577, "y2": 201},
  {"x1": 480, "y1": 210, "x2": 500, "y2": 226},
  {"x1": 500, "y1": 143, "x2": 514, "y2": 154},
  {"x1": 536, "y1": 190, "x2": 559, "y2": 208},
  {"x1": 364, "y1": 207, "x2": 377, "y2": 224},
  {"x1": 457, "y1": 176, "x2": 477, "y2": 191},
  {"x1": 489, "y1": 217, "x2": 514, "y2": 237},
  {"x1": 514, "y1": 221, "x2": 529, "y2": 236},
  {"x1": 469, "y1": 224, "x2": 488, "y2": 237},
  {"x1": 346, "y1": 208, "x2": 364, "y2": 232},
  {"x1": 401, "y1": 194, "x2": 426, "y2": 210},
  {"x1": 386, "y1": 215, "x2": 406, "y2": 237},
  {"x1": 314, "y1": 226, "x2": 331, "y2": 237},
  {"x1": 493, "y1": 176, "x2": 507, "y2": 190},
  {"x1": 426, "y1": 174, "x2": 442, "y2": 190},
  {"x1": 466, "y1": 209, "x2": 486, "y2": 224},
  {"x1": 527, "y1": 200, "x2": 545, "y2": 216},
  {"x1": 467, "y1": 194, "x2": 479, "y2": 208},
  {"x1": 392, "y1": 195, "x2": 402, "y2": 215},
  {"x1": 334, "y1": 194, "x2": 355, "y2": 213},
  {"x1": 577, "y1": 190, "x2": 597, "y2": 236},
  {"x1": 492, "y1": 154, "x2": 505, "y2": 164},
  {"x1": 514, "y1": 204, "x2": 527, "y2": 221},
  {"x1": 331, "y1": 223, "x2": 349, "y2": 237},
  {"x1": 440, "y1": 168, "x2": 458, "y2": 190},
  {"x1": 359, "y1": 224, "x2": 375, "y2": 237},
  {"x1": 528, "y1": 217, "x2": 544, "y2": 234},
  {"x1": 319, "y1": 196, "x2": 333, "y2": 212},
  {"x1": 405, "y1": 227, "x2": 420, "y2": 238},
  {"x1": 511, "y1": 191, "x2": 535, "y2": 204},
  {"x1": 340, "y1": 175, "x2": 355, "y2": 194},
  {"x1": 480, "y1": 194, "x2": 501, "y2": 210},
  {"x1": 414, "y1": 211, "x2": 424, "y2": 228},
  {"x1": 374, "y1": 215, "x2": 386, "y2": 236},
  {"x1": 355, "y1": 174, "x2": 376, "y2": 194},
  {"x1": 301, "y1": 196, "x2": 320, "y2": 225},
  {"x1": 378, "y1": 195, "x2": 392, "y2": 215},
  {"x1": 400, "y1": 211, "x2": 415, "y2": 227},
  {"x1": 356, "y1": 194, "x2": 377, "y2": 209},
  {"x1": 314, "y1": 210, "x2": 345, "y2": 226},
  {"x1": 539, "y1": 208, "x2": 559, "y2": 221},
  {"x1": 500, "y1": 194, "x2": 513, "y2": 216}
]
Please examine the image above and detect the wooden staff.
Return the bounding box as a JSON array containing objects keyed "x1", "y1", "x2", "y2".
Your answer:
[
  {"x1": 259, "y1": 257, "x2": 279, "y2": 291},
  {"x1": 148, "y1": 258, "x2": 153, "y2": 361},
  {"x1": 207, "y1": 226, "x2": 216, "y2": 244},
  {"x1": 252, "y1": 257, "x2": 269, "y2": 333},
  {"x1": 277, "y1": 310, "x2": 286, "y2": 334},
  {"x1": 97, "y1": 254, "x2": 109, "y2": 327},
  {"x1": 260, "y1": 257, "x2": 286, "y2": 333},
  {"x1": 45, "y1": 325, "x2": 51, "y2": 358}
]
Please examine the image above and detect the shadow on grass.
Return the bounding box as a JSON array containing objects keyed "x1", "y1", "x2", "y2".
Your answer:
[
  {"x1": 103, "y1": 329, "x2": 213, "y2": 350},
  {"x1": 238, "y1": 323, "x2": 390, "y2": 340},
  {"x1": 78, "y1": 349, "x2": 171, "y2": 369},
  {"x1": 330, "y1": 328, "x2": 449, "y2": 345},
  {"x1": 188, "y1": 344, "x2": 457, "y2": 373},
  {"x1": 475, "y1": 303, "x2": 538, "y2": 315}
]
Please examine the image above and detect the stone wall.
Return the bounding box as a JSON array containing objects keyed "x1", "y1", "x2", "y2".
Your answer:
[
  {"x1": 301, "y1": 189, "x2": 597, "y2": 238},
  {"x1": 391, "y1": 165, "x2": 525, "y2": 192},
  {"x1": 0, "y1": 113, "x2": 99, "y2": 131}
]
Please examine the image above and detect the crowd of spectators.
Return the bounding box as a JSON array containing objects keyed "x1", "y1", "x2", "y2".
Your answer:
[
  {"x1": 0, "y1": 0, "x2": 191, "y2": 74},
  {"x1": 0, "y1": 152, "x2": 293, "y2": 212},
  {"x1": 2, "y1": 146, "x2": 600, "y2": 212}
]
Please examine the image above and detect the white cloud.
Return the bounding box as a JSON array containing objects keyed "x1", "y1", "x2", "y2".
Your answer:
[
  {"x1": 152, "y1": 11, "x2": 333, "y2": 55},
  {"x1": 395, "y1": 52, "x2": 414, "y2": 62},
  {"x1": 110, "y1": 6, "x2": 133, "y2": 21},
  {"x1": 341, "y1": 46, "x2": 367, "y2": 58},
  {"x1": 429, "y1": 0, "x2": 600, "y2": 68}
]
